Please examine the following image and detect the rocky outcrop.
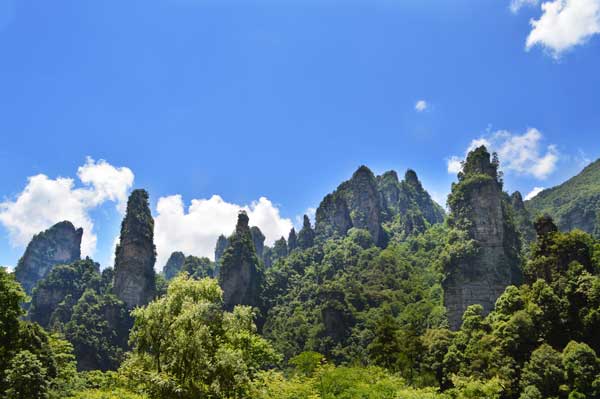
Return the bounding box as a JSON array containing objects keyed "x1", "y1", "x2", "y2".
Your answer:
[
  {"x1": 510, "y1": 191, "x2": 536, "y2": 243},
  {"x1": 316, "y1": 166, "x2": 444, "y2": 245},
  {"x1": 443, "y1": 146, "x2": 522, "y2": 330},
  {"x1": 113, "y1": 189, "x2": 156, "y2": 309},
  {"x1": 316, "y1": 166, "x2": 383, "y2": 244},
  {"x1": 219, "y1": 212, "x2": 263, "y2": 310},
  {"x1": 215, "y1": 235, "x2": 229, "y2": 263},
  {"x1": 297, "y1": 215, "x2": 315, "y2": 249},
  {"x1": 287, "y1": 228, "x2": 298, "y2": 253},
  {"x1": 250, "y1": 226, "x2": 266, "y2": 258},
  {"x1": 15, "y1": 221, "x2": 83, "y2": 295},
  {"x1": 163, "y1": 251, "x2": 185, "y2": 280}
]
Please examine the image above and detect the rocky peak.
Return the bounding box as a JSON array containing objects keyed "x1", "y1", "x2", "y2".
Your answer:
[
  {"x1": 219, "y1": 211, "x2": 263, "y2": 310},
  {"x1": 250, "y1": 226, "x2": 266, "y2": 258},
  {"x1": 113, "y1": 189, "x2": 156, "y2": 309},
  {"x1": 163, "y1": 251, "x2": 186, "y2": 280},
  {"x1": 297, "y1": 215, "x2": 315, "y2": 249},
  {"x1": 287, "y1": 228, "x2": 298, "y2": 252},
  {"x1": 214, "y1": 235, "x2": 229, "y2": 263},
  {"x1": 510, "y1": 191, "x2": 536, "y2": 243},
  {"x1": 443, "y1": 146, "x2": 521, "y2": 330},
  {"x1": 316, "y1": 165, "x2": 383, "y2": 245},
  {"x1": 510, "y1": 191, "x2": 525, "y2": 210},
  {"x1": 404, "y1": 169, "x2": 421, "y2": 188},
  {"x1": 15, "y1": 221, "x2": 83, "y2": 295}
]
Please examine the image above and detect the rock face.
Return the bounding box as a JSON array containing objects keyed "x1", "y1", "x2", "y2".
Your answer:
[
  {"x1": 214, "y1": 235, "x2": 229, "y2": 263},
  {"x1": 250, "y1": 226, "x2": 266, "y2": 258},
  {"x1": 163, "y1": 251, "x2": 186, "y2": 280},
  {"x1": 316, "y1": 166, "x2": 383, "y2": 244},
  {"x1": 297, "y1": 215, "x2": 315, "y2": 249},
  {"x1": 15, "y1": 221, "x2": 83, "y2": 295},
  {"x1": 219, "y1": 211, "x2": 263, "y2": 310},
  {"x1": 287, "y1": 228, "x2": 298, "y2": 253},
  {"x1": 443, "y1": 146, "x2": 522, "y2": 330},
  {"x1": 315, "y1": 166, "x2": 444, "y2": 245},
  {"x1": 113, "y1": 189, "x2": 156, "y2": 309},
  {"x1": 510, "y1": 191, "x2": 536, "y2": 243}
]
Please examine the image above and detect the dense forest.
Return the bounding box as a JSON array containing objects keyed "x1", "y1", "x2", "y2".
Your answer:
[{"x1": 1, "y1": 146, "x2": 600, "y2": 399}]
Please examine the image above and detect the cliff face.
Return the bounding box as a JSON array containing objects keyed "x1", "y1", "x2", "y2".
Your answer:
[
  {"x1": 510, "y1": 191, "x2": 536, "y2": 243},
  {"x1": 315, "y1": 166, "x2": 444, "y2": 245},
  {"x1": 214, "y1": 235, "x2": 229, "y2": 263},
  {"x1": 316, "y1": 166, "x2": 383, "y2": 244},
  {"x1": 250, "y1": 226, "x2": 266, "y2": 259},
  {"x1": 526, "y1": 158, "x2": 600, "y2": 234},
  {"x1": 443, "y1": 146, "x2": 522, "y2": 330},
  {"x1": 15, "y1": 221, "x2": 83, "y2": 295},
  {"x1": 113, "y1": 189, "x2": 156, "y2": 309},
  {"x1": 219, "y1": 211, "x2": 263, "y2": 310}
]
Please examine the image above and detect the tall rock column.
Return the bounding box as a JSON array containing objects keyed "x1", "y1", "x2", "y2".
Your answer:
[
  {"x1": 113, "y1": 189, "x2": 156, "y2": 309},
  {"x1": 443, "y1": 146, "x2": 521, "y2": 330},
  {"x1": 15, "y1": 221, "x2": 83, "y2": 295},
  {"x1": 219, "y1": 211, "x2": 263, "y2": 310}
]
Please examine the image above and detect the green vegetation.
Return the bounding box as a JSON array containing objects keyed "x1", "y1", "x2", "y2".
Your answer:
[
  {"x1": 526, "y1": 158, "x2": 600, "y2": 234},
  {"x1": 3, "y1": 152, "x2": 600, "y2": 398}
]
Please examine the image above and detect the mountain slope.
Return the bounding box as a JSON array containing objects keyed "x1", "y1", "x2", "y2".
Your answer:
[{"x1": 526, "y1": 159, "x2": 600, "y2": 234}]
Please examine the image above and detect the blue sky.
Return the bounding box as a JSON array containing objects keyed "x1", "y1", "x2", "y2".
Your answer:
[{"x1": 1, "y1": 0, "x2": 600, "y2": 269}]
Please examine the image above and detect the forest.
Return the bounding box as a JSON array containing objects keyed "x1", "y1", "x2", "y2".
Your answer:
[{"x1": 1, "y1": 146, "x2": 600, "y2": 399}]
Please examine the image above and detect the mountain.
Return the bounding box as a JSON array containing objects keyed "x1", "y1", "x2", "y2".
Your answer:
[
  {"x1": 526, "y1": 159, "x2": 600, "y2": 235},
  {"x1": 14, "y1": 221, "x2": 83, "y2": 295},
  {"x1": 315, "y1": 166, "x2": 445, "y2": 246}
]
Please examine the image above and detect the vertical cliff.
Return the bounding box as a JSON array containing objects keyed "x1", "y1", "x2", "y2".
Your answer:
[
  {"x1": 219, "y1": 211, "x2": 263, "y2": 310},
  {"x1": 162, "y1": 251, "x2": 186, "y2": 280},
  {"x1": 15, "y1": 221, "x2": 83, "y2": 295},
  {"x1": 442, "y1": 146, "x2": 521, "y2": 330},
  {"x1": 113, "y1": 189, "x2": 156, "y2": 309}
]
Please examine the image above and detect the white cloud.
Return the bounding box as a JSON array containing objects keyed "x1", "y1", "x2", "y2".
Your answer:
[
  {"x1": 415, "y1": 100, "x2": 428, "y2": 112},
  {"x1": 446, "y1": 128, "x2": 559, "y2": 179},
  {"x1": 154, "y1": 194, "x2": 293, "y2": 268},
  {"x1": 0, "y1": 158, "x2": 134, "y2": 258},
  {"x1": 526, "y1": 0, "x2": 600, "y2": 57},
  {"x1": 524, "y1": 186, "x2": 545, "y2": 200},
  {"x1": 511, "y1": 0, "x2": 540, "y2": 13},
  {"x1": 446, "y1": 156, "x2": 463, "y2": 174}
]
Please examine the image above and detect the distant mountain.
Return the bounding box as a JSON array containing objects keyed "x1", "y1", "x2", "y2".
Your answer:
[
  {"x1": 526, "y1": 159, "x2": 600, "y2": 235},
  {"x1": 315, "y1": 166, "x2": 445, "y2": 245}
]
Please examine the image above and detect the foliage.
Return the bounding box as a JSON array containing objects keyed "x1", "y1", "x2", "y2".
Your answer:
[
  {"x1": 123, "y1": 273, "x2": 279, "y2": 399},
  {"x1": 526, "y1": 159, "x2": 600, "y2": 234}
]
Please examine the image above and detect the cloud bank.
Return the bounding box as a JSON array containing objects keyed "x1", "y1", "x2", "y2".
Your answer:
[
  {"x1": 526, "y1": 0, "x2": 600, "y2": 57},
  {"x1": 524, "y1": 186, "x2": 545, "y2": 200},
  {"x1": 154, "y1": 195, "x2": 293, "y2": 268},
  {"x1": 0, "y1": 158, "x2": 134, "y2": 257},
  {"x1": 446, "y1": 128, "x2": 559, "y2": 179}
]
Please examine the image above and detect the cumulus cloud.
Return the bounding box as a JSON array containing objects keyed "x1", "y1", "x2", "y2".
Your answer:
[
  {"x1": 415, "y1": 100, "x2": 428, "y2": 112},
  {"x1": 154, "y1": 195, "x2": 293, "y2": 268},
  {"x1": 526, "y1": 0, "x2": 600, "y2": 57},
  {"x1": 524, "y1": 186, "x2": 545, "y2": 200},
  {"x1": 446, "y1": 128, "x2": 559, "y2": 179},
  {"x1": 0, "y1": 158, "x2": 134, "y2": 257},
  {"x1": 511, "y1": 0, "x2": 540, "y2": 13}
]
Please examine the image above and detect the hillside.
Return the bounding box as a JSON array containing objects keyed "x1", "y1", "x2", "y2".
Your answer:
[{"x1": 526, "y1": 159, "x2": 600, "y2": 235}]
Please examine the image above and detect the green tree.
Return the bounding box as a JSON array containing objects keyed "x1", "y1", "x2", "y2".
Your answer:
[
  {"x1": 4, "y1": 350, "x2": 49, "y2": 399},
  {"x1": 0, "y1": 267, "x2": 26, "y2": 376},
  {"x1": 562, "y1": 341, "x2": 599, "y2": 397},
  {"x1": 519, "y1": 344, "x2": 564, "y2": 398},
  {"x1": 124, "y1": 273, "x2": 280, "y2": 399}
]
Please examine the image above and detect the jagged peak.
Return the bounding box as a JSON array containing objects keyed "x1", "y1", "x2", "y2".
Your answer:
[
  {"x1": 380, "y1": 170, "x2": 399, "y2": 183},
  {"x1": 352, "y1": 165, "x2": 376, "y2": 180},
  {"x1": 235, "y1": 211, "x2": 250, "y2": 233},
  {"x1": 404, "y1": 169, "x2": 421, "y2": 187},
  {"x1": 302, "y1": 214, "x2": 312, "y2": 229},
  {"x1": 460, "y1": 145, "x2": 500, "y2": 181}
]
